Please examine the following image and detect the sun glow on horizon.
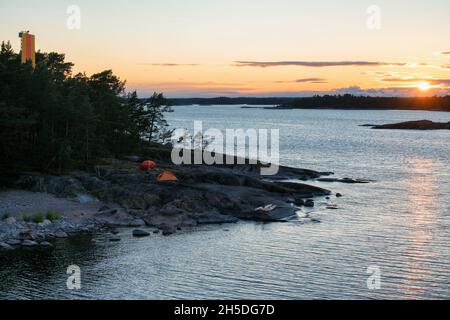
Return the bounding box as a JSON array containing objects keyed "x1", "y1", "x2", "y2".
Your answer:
[
  {"x1": 1, "y1": 0, "x2": 449, "y2": 97},
  {"x1": 418, "y1": 82, "x2": 431, "y2": 91}
]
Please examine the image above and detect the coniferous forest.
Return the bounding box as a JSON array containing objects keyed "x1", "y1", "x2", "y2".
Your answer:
[{"x1": 0, "y1": 41, "x2": 172, "y2": 184}]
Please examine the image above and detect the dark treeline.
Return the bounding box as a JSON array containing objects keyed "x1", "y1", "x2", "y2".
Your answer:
[
  {"x1": 169, "y1": 96, "x2": 450, "y2": 111},
  {"x1": 276, "y1": 94, "x2": 450, "y2": 111},
  {"x1": 0, "y1": 41, "x2": 172, "y2": 184},
  {"x1": 170, "y1": 97, "x2": 298, "y2": 105}
]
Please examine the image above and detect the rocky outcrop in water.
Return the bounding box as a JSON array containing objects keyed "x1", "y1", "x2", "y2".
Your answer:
[
  {"x1": 317, "y1": 177, "x2": 372, "y2": 184},
  {"x1": 0, "y1": 147, "x2": 340, "y2": 249},
  {"x1": 368, "y1": 120, "x2": 450, "y2": 130},
  {"x1": 7, "y1": 157, "x2": 332, "y2": 239}
]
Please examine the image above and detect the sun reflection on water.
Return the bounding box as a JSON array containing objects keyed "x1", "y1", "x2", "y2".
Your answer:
[{"x1": 400, "y1": 158, "x2": 439, "y2": 298}]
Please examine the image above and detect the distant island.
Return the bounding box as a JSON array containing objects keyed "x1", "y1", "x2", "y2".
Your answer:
[
  {"x1": 169, "y1": 95, "x2": 450, "y2": 112},
  {"x1": 274, "y1": 95, "x2": 450, "y2": 111},
  {"x1": 368, "y1": 120, "x2": 450, "y2": 130},
  {"x1": 169, "y1": 97, "x2": 297, "y2": 106}
]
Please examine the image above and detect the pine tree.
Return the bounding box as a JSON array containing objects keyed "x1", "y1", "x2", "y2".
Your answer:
[{"x1": 143, "y1": 93, "x2": 173, "y2": 143}]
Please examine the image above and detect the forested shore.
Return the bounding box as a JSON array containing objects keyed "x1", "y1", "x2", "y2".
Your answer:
[
  {"x1": 170, "y1": 95, "x2": 450, "y2": 111},
  {"x1": 0, "y1": 41, "x2": 172, "y2": 185},
  {"x1": 273, "y1": 95, "x2": 450, "y2": 111}
]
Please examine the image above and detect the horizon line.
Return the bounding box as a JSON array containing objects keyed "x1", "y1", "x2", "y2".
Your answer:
[{"x1": 159, "y1": 95, "x2": 450, "y2": 99}]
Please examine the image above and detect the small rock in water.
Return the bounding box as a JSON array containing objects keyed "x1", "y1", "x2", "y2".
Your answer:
[
  {"x1": 304, "y1": 200, "x2": 315, "y2": 207},
  {"x1": 294, "y1": 198, "x2": 305, "y2": 206},
  {"x1": 111, "y1": 229, "x2": 120, "y2": 235},
  {"x1": 336, "y1": 193, "x2": 343, "y2": 198},
  {"x1": 153, "y1": 229, "x2": 160, "y2": 234},
  {"x1": 129, "y1": 219, "x2": 146, "y2": 227},
  {"x1": 132, "y1": 229, "x2": 150, "y2": 237},
  {"x1": 109, "y1": 236, "x2": 121, "y2": 242},
  {"x1": 326, "y1": 205, "x2": 339, "y2": 210},
  {"x1": 162, "y1": 230, "x2": 174, "y2": 236},
  {"x1": 318, "y1": 177, "x2": 370, "y2": 184},
  {"x1": 22, "y1": 240, "x2": 39, "y2": 247},
  {"x1": 158, "y1": 223, "x2": 177, "y2": 236},
  {"x1": 54, "y1": 231, "x2": 68, "y2": 238}
]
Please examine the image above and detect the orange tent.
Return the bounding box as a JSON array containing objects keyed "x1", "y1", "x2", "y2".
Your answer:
[
  {"x1": 156, "y1": 171, "x2": 178, "y2": 182},
  {"x1": 140, "y1": 160, "x2": 157, "y2": 171}
]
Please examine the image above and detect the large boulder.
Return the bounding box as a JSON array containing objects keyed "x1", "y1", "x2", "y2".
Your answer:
[{"x1": 94, "y1": 208, "x2": 139, "y2": 227}]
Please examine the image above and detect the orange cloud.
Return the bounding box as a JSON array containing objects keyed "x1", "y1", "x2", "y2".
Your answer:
[
  {"x1": 275, "y1": 78, "x2": 327, "y2": 84},
  {"x1": 233, "y1": 61, "x2": 406, "y2": 68},
  {"x1": 379, "y1": 77, "x2": 450, "y2": 87},
  {"x1": 139, "y1": 63, "x2": 200, "y2": 67}
]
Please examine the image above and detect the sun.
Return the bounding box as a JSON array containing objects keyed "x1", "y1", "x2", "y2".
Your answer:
[{"x1": 417, "y1": 81, "x2": 431, "y2": 91}]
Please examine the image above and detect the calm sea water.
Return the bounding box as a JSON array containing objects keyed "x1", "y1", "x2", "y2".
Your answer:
[{"x1": 1, "y1": 106, "x2": 449, "y2": 300}]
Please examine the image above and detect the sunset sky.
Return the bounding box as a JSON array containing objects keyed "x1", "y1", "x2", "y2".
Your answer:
[{"x1": 1, "y1": 0, "x2": 449, "y2": 97}]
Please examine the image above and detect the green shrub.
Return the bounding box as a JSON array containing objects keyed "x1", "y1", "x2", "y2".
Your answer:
[
  {"x1": 45, "y1": 210, "x2": 60, "y2": 222},
  {"x1": 1, "y1": 212, "x2": 9, "y2": 220},
  {"x1": 21, "y1": 213, "x2": 30, "y2": 222},
  {"x1": 32, "y1": 214, "x2": 44, "y2": 223}
]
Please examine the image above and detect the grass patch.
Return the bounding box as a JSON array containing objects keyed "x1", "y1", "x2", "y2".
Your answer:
[
  {"x1": 21, "y1": 213, "x2": 30, "y2": 222},
  {"x1": 45, "y1": 210, "x2": 61, "y2": 222},
  {"x1": 1, "y1": 211, "x2": 9, "y2": 221},
  {"x1": 32, "y1": 213, "x2": 44, "y2": 224}
]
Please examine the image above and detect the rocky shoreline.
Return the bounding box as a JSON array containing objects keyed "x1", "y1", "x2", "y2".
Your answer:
[{"x1": 0, "y1": 152, "x2": 344, "y2": 251}]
